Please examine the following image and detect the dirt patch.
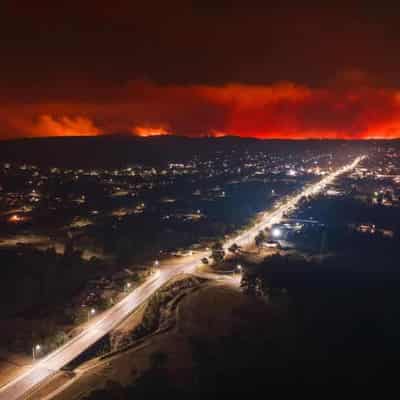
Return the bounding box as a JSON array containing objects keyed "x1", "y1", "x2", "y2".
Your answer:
[{"x1": 177, "y1": 284, "x2": 271, "y2": 339}]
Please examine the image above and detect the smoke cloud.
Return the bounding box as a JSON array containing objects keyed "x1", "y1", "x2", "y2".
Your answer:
[{"x1": 1, "y1": 79, "x2": 400, "y2": 140}]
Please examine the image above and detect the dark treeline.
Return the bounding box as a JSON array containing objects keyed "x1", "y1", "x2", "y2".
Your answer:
[
  {"x1": 0, "y1": 248, "x2": 103, "y2": 318},
  {"x1": 0, "y1": 135, "x2": 372, "y2": 168},
  {"x1": 246, "y1": 237, "x2": 400, "y2": 385}
]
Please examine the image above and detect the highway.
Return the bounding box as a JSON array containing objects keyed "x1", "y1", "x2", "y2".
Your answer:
[{"x1": 0, "y1": 155, "x2": 363, "y2": 400}]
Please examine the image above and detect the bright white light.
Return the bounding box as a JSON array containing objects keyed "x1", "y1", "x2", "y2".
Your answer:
[
  {"x1": 272, "y1": 228, "x2": 282, "y2": 238},
  {"x1": 35, "y1": 344, "x2": 41, "y2": 350},
  {"x1": 237, "y1": 264, "x2": 242, "y2": 271},
  {"x1": 154, "y1": 260, "x2": 160, "y2": 267},
  {"x1": 90, "y1": 308, "x2": 96, "y2": 315}
]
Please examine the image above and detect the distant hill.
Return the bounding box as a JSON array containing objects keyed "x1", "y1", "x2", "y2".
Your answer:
[{"x1": 0, "y1": 134, "x2": 380, "y2": 168}]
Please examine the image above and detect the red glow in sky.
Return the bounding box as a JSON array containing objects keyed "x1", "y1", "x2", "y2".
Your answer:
[
  {"x1": 1, "y1": 3, "x2": 400, "y2": 140},
  {"x1": 1, "y1": 79, "x2": 400, "y2": 140}
]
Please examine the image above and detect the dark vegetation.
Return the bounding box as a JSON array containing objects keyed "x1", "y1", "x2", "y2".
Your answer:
[
  {"x1": 0, "y1": 135, "x2": 368, "y2": 168},
  {"x1": 297, "y1": 193, "x2": 400, "y2": 231},
  {"x1": 129, "y1": 276, "x2": 204, "y2": 342},
  {"x1": 0, "y1": 247, "x2": 113, "y2": 353},
  {"x1": 253, "y1": 246, "x2": 400, "y2": 384},
  {"x1": 0, "y1": 247, "x2": 101, "y2": 318}
]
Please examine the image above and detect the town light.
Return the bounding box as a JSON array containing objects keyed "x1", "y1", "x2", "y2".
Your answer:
[
  {"x1": 154, "y1": 260, "x2": 160, "y2": 267},
  {"x1": 272, "y1": 228, "x2": 282, "y2": 238},
  {"x1": 9, "y1": 214, "x2": 22, "y2": 223}
]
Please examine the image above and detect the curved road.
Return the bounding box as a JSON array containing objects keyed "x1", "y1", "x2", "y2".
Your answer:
[{"x1": 0, "y1": 155, "x2": 363, "y2": 400}]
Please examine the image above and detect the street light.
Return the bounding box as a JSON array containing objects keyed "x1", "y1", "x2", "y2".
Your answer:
[
  {"x1": 237, "y1": 264, "x2": 242, "y2": 272},
  {"x1": 154, "y1": 260, "x2": 160, "y2": 267},
  {"x1": 272, "y1": 228, "x2": 282, "y2": 238},
  {"x1": 88, "y1": 308, "x2": 96, "y2": 321},
  {"x1": 125, "y1": 282, "x2": 131, "y2": 292},
  {"x1": 32, "y1": 344, "x2": 41, "y2": 360}
]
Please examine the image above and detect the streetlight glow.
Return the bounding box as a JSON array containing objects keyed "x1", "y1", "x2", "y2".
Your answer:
[
  {"x1": 32, "y1": 344, "x2": 41, "y2": 360},
  {"x1": 272, "y1": 228, "x2": 282, "y2": 238},
  {"x1": 88, "y1": 307, "x2": 96, "y2": 321}
]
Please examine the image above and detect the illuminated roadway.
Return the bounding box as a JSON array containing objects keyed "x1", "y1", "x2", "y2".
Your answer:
[{"x1": 0, "y1": 155, "x2": 364, "y2": 400}]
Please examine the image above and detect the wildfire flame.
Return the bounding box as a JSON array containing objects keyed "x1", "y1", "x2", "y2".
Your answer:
[{"x1": 133, "y1": 125, "x2": 170, "y2": 137}]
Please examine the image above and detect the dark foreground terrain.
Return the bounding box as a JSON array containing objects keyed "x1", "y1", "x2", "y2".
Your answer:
[{"x1": 80, "y1": 245, "x2": 400, "y2": 398}]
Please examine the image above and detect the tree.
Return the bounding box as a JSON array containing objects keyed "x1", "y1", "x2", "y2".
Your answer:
[
  {"x1": 228, "y1": 243, "x2": 240, "y2": 254},
  {"x1": 240, "y1": 273, "x2": 256, "y2": 295},
  {"x1": 255, "y1": 277, "x2": 265, "y2": 297},
  {"x1": 255, "y1": 230, "x2": 266, "y2": 247},
  {"x1": 52, "y1": 331, "x2": 68, "y2": 348},
  {"x1": 211, "y1": 242, "x2": 225, "y2": 263}
]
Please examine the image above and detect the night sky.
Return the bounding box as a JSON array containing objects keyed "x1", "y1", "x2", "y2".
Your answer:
[{"x1": 1, "y1": 1, "x2": 400, "y2": 140}]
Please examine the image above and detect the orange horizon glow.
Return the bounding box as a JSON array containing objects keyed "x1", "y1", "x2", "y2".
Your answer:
[
  {"x1": 133, "y1": 125, "x2": 170, "y2": 137},
  {"x1": 1, "y1": 79, "x2": 400, "y2": 140}
]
